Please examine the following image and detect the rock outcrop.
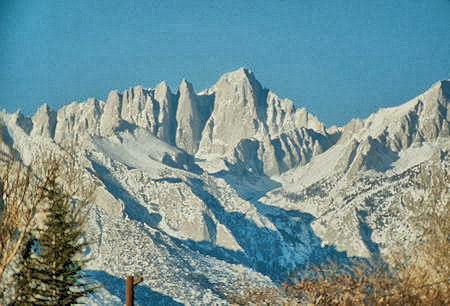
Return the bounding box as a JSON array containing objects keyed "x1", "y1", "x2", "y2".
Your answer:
[
  {"x1": 175, "y1": 80, "x2": 204, "y2": 154},
  {"x1": 1, "y1": 71, "x2": 449, "y2": 305},
  {"x1": 120, "y1": 86, "x2": 158, "y2": 132},
  {"x1": 197, "y1": 68, "x2": 269, "y2": 156},
  {"x1": 31, "y1": 104, "x2": 57, "y2": 138},
  {"x1": 333, "y1": 80, "x2": 450, "y2": 176},
  {"x1": 195, "y1": 68, "x2": 332, "y2": 175},
  {"x1": 24, "y1": 70, "x2": 450, "y2": 178},
  {"x1": 54, "y1": 98, "x2": 104, "y2": 144},
  {"x1": 28, "y1": 68, "x2": 336, "y2": 176},
  {"x1": 100, "y1": 90, "x2": 122, "y2": 137}
]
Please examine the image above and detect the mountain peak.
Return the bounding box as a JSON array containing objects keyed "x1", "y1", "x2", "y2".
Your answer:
[
  {"x1": 432, "y1": 79, "x2": 450, "y2": 88},
  {"x1": 434, "y1": 79, "x2": 450, "y2": 96},
  {"x1": 156, "y1": 80, "x2": 169, "y2": 90},
  {"x1": 415, "y1": 79, "x2": 450, "y2": 107},
  {"x1": 37, "y1": 103, "x2": 54, "y2": 114},
  {"x1": 221, "y1": 67, "x2": 254, "y2": 82},
  {"x1": 179, "y1": 78, "x2": 194, "y2": 93},
  {"x1": 2, "y1": 69, "x2": 449, "y2": 305},
  {"x1": 212, "y1": 67, "x2": 263, "y2": 97},
  {"x1": 31, "y1": 103, "x2": 57, "y2": 138},
  {"x1": 236, "y1": 66, "x2": 252, "y2": 75}
]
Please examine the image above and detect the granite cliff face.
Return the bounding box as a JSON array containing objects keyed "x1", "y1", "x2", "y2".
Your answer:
[
  {"x1": 31, "y1": 104, "x2": 57, "y2": 138},
  {"x1": 33, "y1": 69, "x2": 448, "y2": 179},
  {"x1": 175, "y1": 79, "x2": 212, "y2": 154},
  {"x1": 1, "y1": 70, "x2": 448, "y2": 305},
  {"x1": 30, "y1": 68, "x2": 332, "y2": 176},
  {"x1": 195, "y1": 68, "x2": 331, "y2": 176}
]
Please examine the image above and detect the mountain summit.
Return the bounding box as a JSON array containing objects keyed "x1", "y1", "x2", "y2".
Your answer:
[
  {"x1": 0, "y1": 71, "x2": 448, "y2": 305},
  {"x1": 25, "y1": 68, "x2": 330, "y2": 175}
]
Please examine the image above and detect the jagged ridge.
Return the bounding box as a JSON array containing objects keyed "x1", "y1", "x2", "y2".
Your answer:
[
  {"x1": 28, "y1": 68, "x2": 330, "y2": 176},
  {"x1": 0, "y1": 71, "x2": 448, "y2": 305}
]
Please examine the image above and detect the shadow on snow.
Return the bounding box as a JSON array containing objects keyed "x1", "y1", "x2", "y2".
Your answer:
[{"x1": 86, "y1": 270, "x2": 182, "y2": 306}]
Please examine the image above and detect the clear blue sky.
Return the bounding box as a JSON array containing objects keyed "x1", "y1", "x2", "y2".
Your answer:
[{"x1": 1, "y1": 0, "x2": 449, "y2": 127}]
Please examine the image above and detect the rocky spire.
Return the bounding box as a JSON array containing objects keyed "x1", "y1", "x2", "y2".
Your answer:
[
  {"x1": 175, "y1": 79, "x2": 202, "y2": 154},
  {"x1": 154, "y1": 81, "x2": 177, "y2": 144},
  {"x1": 31, "y1": 104, "x2": 57, "y2": 138},
  {"x1": 100, "y1": 90, "x2": 122, "y2": 137}
]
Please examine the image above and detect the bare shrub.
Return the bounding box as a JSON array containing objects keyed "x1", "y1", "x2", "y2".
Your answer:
[
  {"x1": 220, "y1": 277, "x2": 296, "y2": 305},
  {"x1": 0, "y1": 147, "x2": 95, "y2": 301},
  {"x1": 0, "y1": 149, "x2": 46, "y2": 284}
]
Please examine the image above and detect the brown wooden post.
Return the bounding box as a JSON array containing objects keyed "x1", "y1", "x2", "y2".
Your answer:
[
  {"x1": 126, "y1": 275, "x2": 134, "y2": 306},
  {"x1": 134, "y1": 276, "x2": 144, "y2": 286},
  {"x1": 126, "y1": 275, "x2": 143, "y2": 306}
]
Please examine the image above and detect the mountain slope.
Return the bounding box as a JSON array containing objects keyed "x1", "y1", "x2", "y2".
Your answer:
[{"x1": 1, "y1": 71, "x2": 448, "y2": 305}]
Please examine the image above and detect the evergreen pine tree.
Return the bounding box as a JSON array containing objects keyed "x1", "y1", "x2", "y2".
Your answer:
[
  {"x1": 32, "y1": 170, "x2": 96, "y2": 305},
  {"x1": 11, "y1": 234, "x2": 38, "y2": 305}
]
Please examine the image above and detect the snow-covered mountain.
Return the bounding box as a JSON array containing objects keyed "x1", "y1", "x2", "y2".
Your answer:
[{"x1": 1, "y1": 69, "x2": 448, "y2": 305}]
